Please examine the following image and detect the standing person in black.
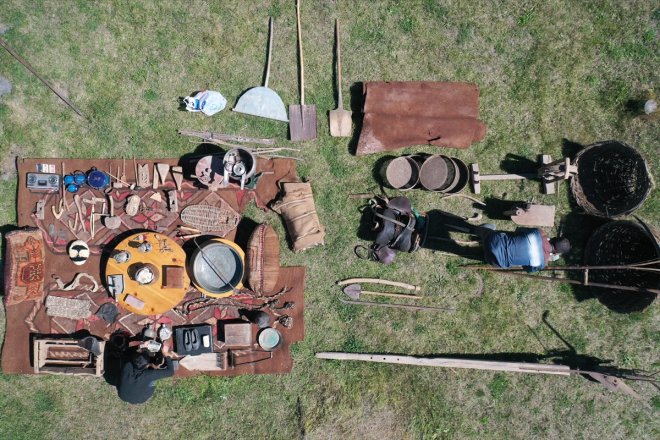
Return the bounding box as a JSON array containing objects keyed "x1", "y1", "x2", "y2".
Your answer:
[{"x1": 105, "y1": 340, "x2": 177, "y2": 404}]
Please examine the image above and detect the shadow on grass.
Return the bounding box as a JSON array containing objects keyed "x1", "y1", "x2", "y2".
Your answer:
[
  {"x1": 423, "y1": 210, "x2": 483, "y2": 261},
  {"x1": 341, "y1": 312, "x2": 628, "y2": 376},
  {"x1": 559, "y1": 138, "x2": 609, "y2": 304},
  {"x1": 370, "y1": 155, "x2": 396, "y2": 189},
  {"x1": 498, "y1": 153, "x2": 537, "y2": 174},
  {"x1": 177, "y1": 143, "x2": 225, "y2": 190},
  {"x1": 347, "y1": 82, "x2": 364, "y2": 155}
]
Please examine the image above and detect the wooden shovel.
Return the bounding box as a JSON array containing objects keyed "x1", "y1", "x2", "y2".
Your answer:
[
  {"x1": 289, "y1": 0, "x2": 317, "y2": 141},
  {"x1": 329, "y1": 19, "x2": 352, "y2": 137}
]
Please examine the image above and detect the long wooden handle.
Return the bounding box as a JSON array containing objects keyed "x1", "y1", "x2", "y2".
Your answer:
[
  {"x1": 339, "y1": 298, "x2": 453, "y2": 312},
  {"x1": 296, "y1": 0, "x2": 304, "y2": 105},
  {"x1": 336, "y1": 19, "x2": 343, "y2": 108},
  {"x1": 337, "y1": 278, "x2": 420, "y2": 291},
  {"x1": 361, "y1": 290, "x2": 422, "y2": 299},
  {"x1": 315, "y1": 353, "x2": 573, "y2": 376},
  {"x1": 264, "y1": 17, "x2": 274, "y2": 88}
]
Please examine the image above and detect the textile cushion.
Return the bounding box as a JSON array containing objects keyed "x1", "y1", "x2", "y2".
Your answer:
[
  {"x1": 246, "y1": 223, "x2": 280, "y2": 295},
  {"x1": 4, "y1": 228, "x2": 46, "y2": 306}
]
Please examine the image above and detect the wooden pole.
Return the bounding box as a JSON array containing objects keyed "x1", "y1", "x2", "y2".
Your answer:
[
  {"x1": 463, "y1": 267, "x2": 660, "y2": 295},
  {"x1": 178, "y1": 129, "x2": 274, "y2": 145},
  {"x1": 315, "y1": 352, "x2": 572, "y2": 376},
  {"x1": 462, "y1": 263, "x2": 660, "y2": 273},
  {"x1": 0, "y1": 37, "x2": 87, "y2": 119},
  {"x1": 339, "y1": 298, "x2": 454, "y2": 312}
]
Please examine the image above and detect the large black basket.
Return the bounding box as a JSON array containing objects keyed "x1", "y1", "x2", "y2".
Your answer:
[
  {"x1": 584, "y1": 220, "x2": 659, "y2": 313},
  {"x1": 571, "y1": 141, "x2": 653, "y2": 218}
]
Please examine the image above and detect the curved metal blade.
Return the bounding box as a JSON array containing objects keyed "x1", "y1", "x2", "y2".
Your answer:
[
  {"x1": 342, "y1": 283, "x2": 361, "y2": 300},
  {"x1": 233, "y1": 87, "x2": 288, "y2": 122},
  {"x1": 587, "y1": 372, "x2": 642, "y2": 400}
]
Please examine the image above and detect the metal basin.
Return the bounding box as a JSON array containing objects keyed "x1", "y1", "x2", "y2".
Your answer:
[{"x1": 189, "y1": 240, "x2": 244, "y2": 296}]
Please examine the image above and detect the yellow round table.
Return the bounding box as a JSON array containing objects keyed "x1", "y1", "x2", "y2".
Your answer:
[{"x1": 106, "y1": 232, "x2": 190, "y2": 315}]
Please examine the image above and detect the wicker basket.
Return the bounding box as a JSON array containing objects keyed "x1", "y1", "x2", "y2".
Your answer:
[
  {"x1": 584, "y1": 220, "x2": 659, "y2": 313},
  {"x1": 571, "y1": 141, "x2": 653, "y2": 218},
  {"x1": 247, "y1": 224, "x2": 280, "y2": 296}
]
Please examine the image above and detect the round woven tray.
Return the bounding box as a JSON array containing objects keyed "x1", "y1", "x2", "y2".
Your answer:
[
  {"x1": 584, "y1": 220, "x2": 659, "y2": 313},
  {"x1": 571, "y1": 140, "x2": 652, "y2": 218}
]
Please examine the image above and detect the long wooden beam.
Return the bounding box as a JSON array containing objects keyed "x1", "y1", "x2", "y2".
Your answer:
[{"x1": 315, "y1": 352, "x2": 572, "y2": 376}]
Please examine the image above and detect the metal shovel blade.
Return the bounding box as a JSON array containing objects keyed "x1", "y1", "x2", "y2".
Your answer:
[
  {"x1": 232, "y1": 17, "x2": 288, "y2": 123},
  {"x1": 234, "y1": 87, "x2": 288, "y2": 122},
  {"x1": 289, "y1": 1, "x2": 316, "y2": 141},
  {"x1": 329, "y1": 107, "x2": 352, "y2": 137},
  {"x1": 343, "y1": 283, "x2": 362, "y2": 300},
  {"x1": 289, "y1": 104, "x2": 317, "y2": 140},
  {"x1": 329, "y1": 19, "x2": 352, "y2": 137}
]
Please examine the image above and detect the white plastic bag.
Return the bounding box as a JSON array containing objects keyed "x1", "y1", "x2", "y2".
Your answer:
[{"x1": 183, "y1": 90, "x2": 227, "y2": 116}]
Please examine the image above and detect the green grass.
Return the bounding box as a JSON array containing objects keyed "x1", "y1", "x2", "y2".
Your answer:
[{"x1": 0, "y1": 0, "x2": 659, "y2": 439}]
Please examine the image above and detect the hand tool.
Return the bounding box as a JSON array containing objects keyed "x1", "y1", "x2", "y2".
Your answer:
[
  {"x1": 342, "y1": 283, "x2": 422, "y2": 300},
  {"x1": 289, "y1": 0, "x2": 317, "y2": 140},
  {"x1": 329, "y1": 19, "x2": 352, "y2": 137},
  {"x1": 232, "y1": 17, "x2": 288, "y2": 122}
]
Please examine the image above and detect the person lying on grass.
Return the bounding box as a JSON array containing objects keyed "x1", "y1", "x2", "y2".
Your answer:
[{"x1": 475, "y1": 225, "x2": 571, "y2": 273}]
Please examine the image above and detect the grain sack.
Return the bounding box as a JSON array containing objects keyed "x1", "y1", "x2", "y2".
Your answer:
[{"x1": 271, "y1": 181, "x2": 325, "y2": 252}]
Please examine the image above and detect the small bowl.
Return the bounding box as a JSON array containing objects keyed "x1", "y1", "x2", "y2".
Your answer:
[{"x1": 257, "y1": 327, "x2": 282, "y2": 351}]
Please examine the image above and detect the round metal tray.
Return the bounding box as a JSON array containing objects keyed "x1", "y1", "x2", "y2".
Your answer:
[{"x1": 190, "y1": 240, "x2": 244, "y2": 295}]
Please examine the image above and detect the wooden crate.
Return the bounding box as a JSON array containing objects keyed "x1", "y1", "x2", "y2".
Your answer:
[{"x1": 33, "y1": 338, "x2": 105, "y2": 376}]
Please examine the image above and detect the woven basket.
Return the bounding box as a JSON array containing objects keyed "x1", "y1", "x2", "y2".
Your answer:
[
  {"x1": 571, "y1": 141, "x2": 652, "y2": 218},
  {"x1": 584, "y1": 220, "x2": 659, "y2": 313},
  {"x1": 246, "y1": 224, "x2": 280, "y2": 295}
]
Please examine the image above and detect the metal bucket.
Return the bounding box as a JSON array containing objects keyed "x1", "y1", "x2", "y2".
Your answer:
[
  {"x1": 385, "y1": 156, "x2": 421, "y2": 191},
  {"x1": 87, "y1": 168, "x2": 111, "y2": 190},
  {"x1": 419, "y1": 155, "x2": 454, "y2": 192}
]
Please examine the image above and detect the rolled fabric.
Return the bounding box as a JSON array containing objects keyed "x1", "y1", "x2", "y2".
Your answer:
[
  {"x1": 362, "y1": 81, "x2": 480, "y2": 119},
  {"x1": 357, "y1": 114, "x2": 487, "y2": 155}
]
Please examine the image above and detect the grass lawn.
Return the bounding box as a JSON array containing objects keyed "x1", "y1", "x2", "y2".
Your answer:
[{"x1": 0, "y1": 1, "x2": 658, "y2": 439}]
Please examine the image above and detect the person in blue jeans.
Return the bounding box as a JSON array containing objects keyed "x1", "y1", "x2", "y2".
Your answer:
[{"x1": 476, "y1": 224, "x2": 571, "y2": 273}]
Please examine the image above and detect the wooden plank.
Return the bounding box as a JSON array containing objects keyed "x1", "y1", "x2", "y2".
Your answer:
[
  {"x1": 289, "y1": 104, "x2": 317, "y2": 141},
  {"x1": 171, "y1": 166, "x2": 183, "y2": 190},
  {"x1": 541, "y1": 154, "x2": 555, "y2": 194},
  {"x1": 137, "y1": 164, "x2": 150, "y2": 188},
  {"x1": 157, "y1": 163, "x2": 170, "y2": 185},
  {"x1": 152, "y1": 165, "x2": 159, "y2": 189},
  {"x1": 469, "y1": 163, "x2": 480, "y2": 194},
  {"x1": 315, "y1": 352, "x2": 573, "y2": 376},
  {"x1": 510, "y1": 204, "x2": 556, "y2": 227},
  {"x1": 479, "y1": 174, "x2": 535, "y2": 181},
  {"x1": 179, "y1": 352, "x2": 228, "y2": 371}
]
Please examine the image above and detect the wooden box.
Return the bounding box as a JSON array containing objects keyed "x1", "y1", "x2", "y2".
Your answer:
[{"x1": 33, "y1": 338, "x2": 105, "y2": 376}]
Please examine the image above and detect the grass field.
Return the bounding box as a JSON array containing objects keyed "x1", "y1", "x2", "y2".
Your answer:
[{"x1": 0, "y1": 1, "x2": 658, "y2": 439}]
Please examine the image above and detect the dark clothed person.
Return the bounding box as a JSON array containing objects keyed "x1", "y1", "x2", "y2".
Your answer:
[
  {"x1": 117, "y1": 354, "x2": 175, "y2": 404},
  {"x1": 478, "y1": 226, "x2": 568, "y2": 273}
]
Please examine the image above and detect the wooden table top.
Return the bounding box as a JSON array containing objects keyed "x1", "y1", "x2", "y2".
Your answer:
[{"x1": 106, "y1": 232, "x2": 189, "y2": 315}]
